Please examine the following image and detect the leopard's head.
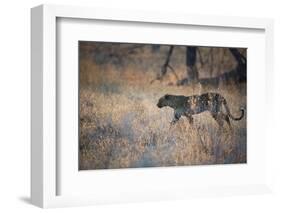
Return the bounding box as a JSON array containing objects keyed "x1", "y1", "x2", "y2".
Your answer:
[{"x1": 157, "y1": 94, "x2": 172, "y2": 108}]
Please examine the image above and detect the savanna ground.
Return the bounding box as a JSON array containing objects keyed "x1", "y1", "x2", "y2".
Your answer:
[{"x1": 79, "y1": 42, "x2": 247, "y2": 170}]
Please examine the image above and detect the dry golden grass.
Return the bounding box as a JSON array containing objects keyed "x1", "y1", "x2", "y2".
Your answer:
[{"x1": 79, "y1": 62, "x2": 246, "y2": 170}]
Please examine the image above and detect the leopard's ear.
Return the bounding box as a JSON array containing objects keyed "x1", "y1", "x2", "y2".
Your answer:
[{"x1": 164, "y1": 94, "x2": 169, "y2": 99}]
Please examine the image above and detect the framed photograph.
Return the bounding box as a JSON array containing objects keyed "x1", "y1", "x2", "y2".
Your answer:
[{"x1": 31, "y1": 4, "x2": 274, "y2": 208}]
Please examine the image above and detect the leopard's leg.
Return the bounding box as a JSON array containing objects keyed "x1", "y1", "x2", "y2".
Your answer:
[
  {"x1": 223, "y1": 114, "x2": 232, "y2": 131},
  {"x1": 212, "y1": 112, "x2": 224, "y2": 128},
  {"x1": 171, "y1": 111, "x2": 181, "y2": 125},
  {"x1": 184, "y1": 113, "x2": 194, "y2": 125}
]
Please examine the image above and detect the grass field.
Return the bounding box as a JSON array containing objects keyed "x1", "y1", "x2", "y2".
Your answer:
[{"x1": 79, "y1": 55, "x2": 247, "y2": 170}]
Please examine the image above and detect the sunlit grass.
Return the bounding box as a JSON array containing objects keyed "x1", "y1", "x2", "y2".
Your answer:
[{"x1": 79, "y1": 65, "x2": 246, "y2": 170}]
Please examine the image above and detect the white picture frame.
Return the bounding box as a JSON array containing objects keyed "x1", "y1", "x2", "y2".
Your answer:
[{"x1": 31, "y1": 4, "x2": 274, "y2": 208}]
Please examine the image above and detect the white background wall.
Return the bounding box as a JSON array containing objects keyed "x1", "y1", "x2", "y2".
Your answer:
[{"x1": 0, "y1": 0, "x2": 280, "y2": 212}]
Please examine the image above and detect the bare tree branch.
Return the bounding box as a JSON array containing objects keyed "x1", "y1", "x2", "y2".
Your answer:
[
  {"x1": 151, "y1": 46, "x2": 179, "y2": 84},
  {"x1": 197, "y1": 48, "x2": 205, "y2": 66}
]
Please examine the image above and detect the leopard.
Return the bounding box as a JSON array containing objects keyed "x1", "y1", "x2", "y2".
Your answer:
[{"x1": 157, "y1": 93, "x2": 245, "y2": 128}]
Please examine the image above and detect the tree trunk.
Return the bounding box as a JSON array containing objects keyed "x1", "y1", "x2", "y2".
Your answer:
[
  {"x1": 185, "y1": 46, "x2": 199, "y2": 82},
  {"x1": 228, "y1": 48, "x2": 247, "y2": 82}
]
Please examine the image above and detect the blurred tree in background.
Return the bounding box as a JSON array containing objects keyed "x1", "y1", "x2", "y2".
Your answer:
[{"x1": 79, "y1": 41, "x2": 246, "y2": 87}]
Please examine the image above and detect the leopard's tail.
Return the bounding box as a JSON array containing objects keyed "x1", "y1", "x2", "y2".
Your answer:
[{"x1": 223, "y1": 100, "x2": 245, "y2": 121}]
